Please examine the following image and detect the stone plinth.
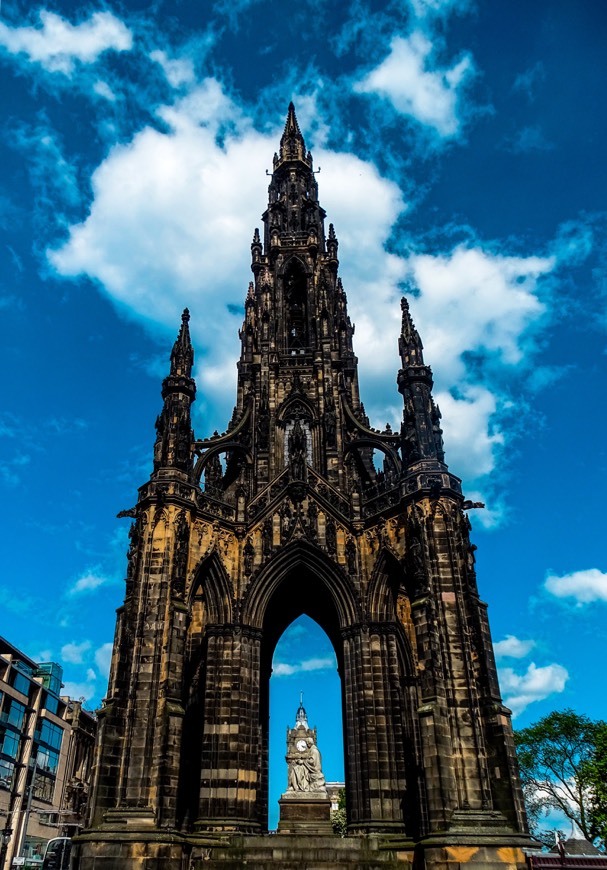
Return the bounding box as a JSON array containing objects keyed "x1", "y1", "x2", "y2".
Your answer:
[{"x1": 278, "y1": 791, "x2": 333, "y2": 834}]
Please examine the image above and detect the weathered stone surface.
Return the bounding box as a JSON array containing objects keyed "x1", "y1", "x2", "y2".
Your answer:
[{"x1": 73, "y1": 104, "x2": 532, "y2": 870}]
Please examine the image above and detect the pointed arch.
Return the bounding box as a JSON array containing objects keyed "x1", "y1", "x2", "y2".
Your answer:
[
  {"x1": 366, "y1": 547, "x2": 403, "y2": 622},
  {"x1": 279, "y1": 253, "x2": 311, "y2": 277},
  {"x1": 240, "y1": 539, "x2": 361, "y2": 635},
  {"x1": 276, "y1": 391, "x2": 317, "y2": 423},
  {"x1": 188, "y1": 550, "x2": 234, "y2": 625}
]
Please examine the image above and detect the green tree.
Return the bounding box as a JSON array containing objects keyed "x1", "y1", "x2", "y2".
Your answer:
[
  {"x1": 331, "y1": 788, "x2": 347, "y2": 837},
  {"x1": 581, "y1": 723, "x2": 607, "y2": 844},
  {"x1": 514, "y1": 709, "x2": 607, "y2": 847}
]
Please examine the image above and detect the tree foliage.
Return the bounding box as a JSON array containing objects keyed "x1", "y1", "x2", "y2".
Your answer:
[
  {"x1": 514, "y1": 709, "x2": 607, "y2": 847},
  {"x1": 331, "y1": 788, "x2": 347, "y2": 837}
]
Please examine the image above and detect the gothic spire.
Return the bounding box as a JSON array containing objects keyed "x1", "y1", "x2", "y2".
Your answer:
[
  {"x1": 276, "y1": 101, "x2": 308, "y2": 166},
  {"x1": 170, "y1": 308, "x2": 194, "y2": 378},
  {"x1": 397, "y1": 296, "x2": 445, "y2": 468},
  {"x1": 154, "y1": 311, "x2": 196, "y2": 474},
  {"x1": 399, "y1": 297, "x2": 425, "y2": 367}
]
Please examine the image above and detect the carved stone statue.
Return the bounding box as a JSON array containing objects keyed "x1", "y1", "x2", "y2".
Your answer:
[{"x1": 288, "y1": 419, "x2": 307, "y2": 481}]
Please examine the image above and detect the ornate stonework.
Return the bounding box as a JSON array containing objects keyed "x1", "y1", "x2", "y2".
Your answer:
[{"x1": 74, "y1": 104, "x2": 532, "y2": 869}]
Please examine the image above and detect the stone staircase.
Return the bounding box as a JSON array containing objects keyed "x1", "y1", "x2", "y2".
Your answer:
[{"x1": 190, "y1": 834, "x2": 413, "y2": 869}]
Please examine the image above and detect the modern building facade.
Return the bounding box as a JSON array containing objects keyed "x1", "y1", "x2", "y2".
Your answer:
[
  {"x1": 0, "y1": 637, "x2": 95, "y2": 868},
  {"x1": 75, "y1": 105, "x2": 533, "y2": 868}
]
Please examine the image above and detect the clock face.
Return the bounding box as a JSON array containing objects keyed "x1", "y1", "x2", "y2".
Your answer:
[{"x1": 296, "y1": 739, "x2": 307, "y2": 752}]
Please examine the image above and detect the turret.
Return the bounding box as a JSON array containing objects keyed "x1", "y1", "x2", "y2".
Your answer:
[
  {"x1": 397, "y1": 298, "x2": 445, "y2": 467},
  {"x1": 153, "y1": 309, "x2": 196, "y2": 474}
]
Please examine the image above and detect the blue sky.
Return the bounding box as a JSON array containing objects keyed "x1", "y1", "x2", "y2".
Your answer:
[{"x1": 1, "y1": 0, "x2": 606, "y2": 830}]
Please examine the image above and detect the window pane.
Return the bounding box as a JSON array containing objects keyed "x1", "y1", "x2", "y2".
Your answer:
[
  {"x1": 2, "y1": 730, "x2": 20, "y2": 758},
  {"x1": 11, "y1": 670, "x2": 31, "y2": 696},
  {"x1": 42, "y1": 692, "x2": 59, "y2": 716},
  {"x1": 0, "y1": 758, "x2": 15, "y2": 789},
  {"x1": 37, "y1": 746, "x2": 59, "y2": 774},
  {"x1": 7, "y1": 699, "x2": 26, "y2": 729},
  {"x1": 39, "y1": 719, "x2": 63, "y2": 750},
  {"x1": 32, "y1": 772, "x2": 55, "y2": 802}
]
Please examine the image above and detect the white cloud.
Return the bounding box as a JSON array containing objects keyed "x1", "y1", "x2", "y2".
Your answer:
[
  {"x1": 545, "y1": 568, "x2": 607, "y2": 605},
  {"x1": 94, "y1": 642, "x2": 113, "y2": 678},
  {"x1": 86, "y1": 668, "x2": 97, "y2": 682},
  {"x1": 494, "y1": 635, "x2": 536, "y2": 659},
  {"x1": 499, "y1": 662, "x2": 569, "y2": 717},
  {"x1": 409, "y1": 0, "x2": 473, "y2": 19},
  {"x1": 354, "y1": 33, "x2": 474, "y2": 138},
  {"x1": 0, "y1": 10, "x2": 132, "y2": 75},
  {"x1": 49, "y1": 80, "x2": 406, "y2": 424},
  {"x1": 93, "y1": 80, "x2": 116, "y2": 102},
  {"x1": 61, "y1": 640, "x2": 92, "y2": 664},
  {"x1": 61, "y1": 680, "x2": 97, "y2": 702},
  {"x1": 150, "y1": 49, "x2": 195, "y2": 88},
  {"x1": 407, "y1": 246, "x2": 552, "y2": 380},
  {"x1": 273, "y1": 656, "x2": 336, "y2": 677},
  {"x1": 48, "y1": 82, "x2": 560, "y2": 495},
  {"x1": 68, "y1": 571, "x2": 111, "y2": 596}
]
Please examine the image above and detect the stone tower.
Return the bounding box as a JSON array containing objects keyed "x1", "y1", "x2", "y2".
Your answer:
[{"x1": 75, "y1": 105, "x2": 532, "y2": 869}]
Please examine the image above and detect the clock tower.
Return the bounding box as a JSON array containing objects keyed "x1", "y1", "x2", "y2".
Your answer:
[{"x1": 75, "y1": 104, "x2": 532, "y2": 869}]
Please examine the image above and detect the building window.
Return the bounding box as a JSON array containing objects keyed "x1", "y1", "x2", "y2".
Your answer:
[
  {"x1": 37, "y1": 719, "x2": 63, "y2": 751},
  {"x1": 0, "y1": 758, "x2": 15, "y2": 789},
  {"x1": 10, "y1": 668, "x2": 31, "y2": 696},
  {"x1": 42, "y1": 690, "x2": 59, "y2": 716},
  {"x1": 1, "y1": 730, "x2": 20, "y2": 759},
  {"x1": 36, "y1": 745, "x2": 60, "y2": 775},
  {"x1": 6, "y1": 698, "x2": 26, "y2": 730},
  {"x1": 32, "y1": 770, "x2": 55, "y2": 802}
]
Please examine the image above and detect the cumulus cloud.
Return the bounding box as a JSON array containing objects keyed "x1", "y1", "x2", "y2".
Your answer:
[
  {"x1": 49, "y1": 79, "x2": 406, "y2": 424},
  {"x1": 150, "y1": 49, "x2": 195, "y2": 88},
  {"x1": 48, "y1": 79, "x2": 561, "y2": 496},
  {"x1": 61, "y1": 680, "x2": 97, "y2": 702},
  {"x1": 354, "y1": 33, "x2": 474, "y2": 138},
  {"x1": 494, "y1": 635, "x2": 536, "y2": 659},
  {"x1": 499, "y1": 662, "x2": 568, "y2": 717},
  {"x1": 61, "y1": 640, "x2": 92, "y2": 664},
  {"x1": 545, "y1": 568, "x2": 607, "y2": 605},
  {"x1": 68, "y1": 571, "x2": 111, "y2": 596},
  {"x1": 94, "y1": 642, "x2": 113, "y2": 678},
  {"x1": 0, "y1": 10, "x2": 133, "y2": 75},
  {"x1": 273, "y1": 656, "x2": 336, "y2": 677}
]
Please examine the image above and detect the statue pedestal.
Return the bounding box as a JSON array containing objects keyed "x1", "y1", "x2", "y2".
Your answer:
[{"x1": 277, "y1": 791, "x2": 333, "y2": 834}]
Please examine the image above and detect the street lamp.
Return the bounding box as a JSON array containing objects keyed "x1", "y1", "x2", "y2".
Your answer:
[{"x1": 0, "y1": 826, "x2": 13, "y2": 870}]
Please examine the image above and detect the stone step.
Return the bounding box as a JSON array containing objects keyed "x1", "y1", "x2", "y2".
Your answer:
[{"x1": 192, "y1": 834, "x2": 412, "y2": 868}]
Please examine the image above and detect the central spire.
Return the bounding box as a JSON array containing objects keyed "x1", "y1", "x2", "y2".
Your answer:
[
  {"x1": 263, "y1": 103, "x2": 326, "y2": 255},
  {"x1": 275, "y1": 101, "x2": 309, "y2": 168}
]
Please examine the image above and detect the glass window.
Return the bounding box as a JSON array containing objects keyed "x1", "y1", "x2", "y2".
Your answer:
[
  {"x1": 36, "y1": 745, "x2": 59, "y2": 774},
  {"x1": 32, "y1": 771, "x2": 55, "y2": 802},
  {"x1": 0, "y1": 757, "x2": 15, "y2": 789},
  {"x1": 1, "y1": 730, "x2": 20, "y2": 758},
  {"x1": 42, "y1": 691, "x2": 59, "y2": 716},
  {"x1": 38, "y1": 719, "x2": 63, "y2": 750},
  {"x1": 10, "y1": 669, "x2": 31, "y2": 696},
  {"x1": 7, "y1": 699, "x2": 26, "y2": 730}
]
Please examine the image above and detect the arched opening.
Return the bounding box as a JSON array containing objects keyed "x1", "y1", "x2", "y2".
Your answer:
[
  {"x1": 246, "y1": 545, "x2": 354, "y2": 831},
  {"x1": 283, "y1": 260, "x2": 309, "y2": 350},
  {"x1": 268, "y1": 615, "x2": 344, "y2": 830}
]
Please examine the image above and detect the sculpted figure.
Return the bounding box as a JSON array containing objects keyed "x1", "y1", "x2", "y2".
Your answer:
[
  {"x1": 288, "y1": 758, "x2": 310, "y2": 792},
  {"x1": 305, "y1": 738, "x2": 326, "y2": 791}
]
